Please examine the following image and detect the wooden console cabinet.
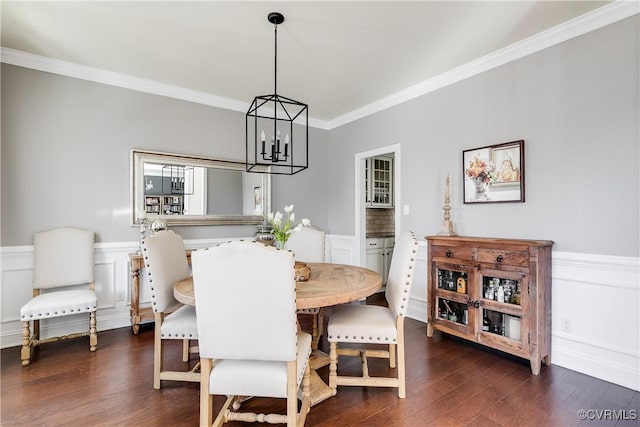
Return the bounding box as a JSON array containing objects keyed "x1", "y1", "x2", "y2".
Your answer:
[{"x1": 426, "y1": 236, "x2": 553, "y2": 374}]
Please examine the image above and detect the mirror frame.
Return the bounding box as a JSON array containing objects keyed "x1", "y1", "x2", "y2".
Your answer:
[{"x1": 131, "y1": 149, "x2": 271, "y2": 226}]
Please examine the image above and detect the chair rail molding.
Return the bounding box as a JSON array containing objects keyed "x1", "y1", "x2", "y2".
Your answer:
[{"x1": 1, "y1": 239, "x2": 638, "y2": 391}]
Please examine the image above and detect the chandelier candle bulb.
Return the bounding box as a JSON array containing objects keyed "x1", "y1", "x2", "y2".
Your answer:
[{"x1": 284, "y1": 134, "x2": 289, "y2": 158}]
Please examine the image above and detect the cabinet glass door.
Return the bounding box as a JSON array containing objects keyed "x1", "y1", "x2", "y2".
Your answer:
[
  {"x1": 478, "y1": 268, "x2": 527, "y2": 349},
  {"x1": 436, "y1": 298, "x2": 469, "y2": 326},
  {"x1": 432, "y1": 263, "x2": 473, "y2": 335},
  {"x1": 372, "y1": 158, "x2": 391, "y2": 205},
  {"x1": 481, "y1": 309, "x2": 522, "y2": 341}
]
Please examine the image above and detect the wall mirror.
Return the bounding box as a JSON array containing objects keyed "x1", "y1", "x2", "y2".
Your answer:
[{"x1": 131, "y1": 149, "x2": 271, "y2": 226}]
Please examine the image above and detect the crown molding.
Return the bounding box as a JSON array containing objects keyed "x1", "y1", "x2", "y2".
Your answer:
[
  {"x1": 326, "y1": 0, "x2": 639, "y2": 130},
  {"x1": 0, "y1": 47, "x2": 331, "y2": 130},
  {"x1": 0, "y1": 47, "x2": 248, "y2": 111},
  {"x1": 1, "y1": 1, "x2": 636, "y2": 132}
]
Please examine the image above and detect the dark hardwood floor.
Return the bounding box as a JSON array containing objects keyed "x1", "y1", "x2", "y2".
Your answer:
[{"x1": 2, "y1": 295, "x2": 638, "y2": 426}]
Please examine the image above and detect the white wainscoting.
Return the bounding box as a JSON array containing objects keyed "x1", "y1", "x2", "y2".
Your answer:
[
  {"x1": 1, "y1": 238, "x2": 637, "y2": 391},
  {"x1": 412, "y1": 245, "x2": 639, "y2": 392},
  {"x1": 550, "y1": 251, "x2": 639, "y2": 391},
  {"x1": 326, "y1": 234, "x2": 356, "y2": 265},
  {"x1": 407, "y1": 242, "x2": 428, "y2": 322}
]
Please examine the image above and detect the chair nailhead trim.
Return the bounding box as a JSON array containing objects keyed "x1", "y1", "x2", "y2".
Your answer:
[{"x1": 161, "y1": 333, "x2": 196, "y2": 338}]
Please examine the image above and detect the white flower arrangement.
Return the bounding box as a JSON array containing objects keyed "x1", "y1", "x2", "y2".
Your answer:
[{"x1": 254, "y1": 204, "x2": 311, "y2": 247}]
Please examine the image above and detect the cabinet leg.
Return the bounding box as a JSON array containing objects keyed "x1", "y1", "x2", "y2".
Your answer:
[
  {"x1": 542, "y1": 354, "x2": 551, "y2": 366},
  {"x1": 530, "y1": 357, "x2": 541, "y2": 375},
  {"x1": 427, "y1": 322, "x2": 434, "y2": 337}
]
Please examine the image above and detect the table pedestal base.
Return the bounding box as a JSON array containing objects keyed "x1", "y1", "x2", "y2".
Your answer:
[
  {"x1": 309, "y1": 370, "x2": 335, "y2": 406},
  {"x1": 309, "y1": 349, "x2": 330, "y2": 370},
  {"x1": 307, "y1": 349, "x2": 336, "y2": 406}
]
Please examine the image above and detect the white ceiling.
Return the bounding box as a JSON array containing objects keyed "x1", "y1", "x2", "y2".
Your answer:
[{"x1": 1, "y1": 1, "x2": 614, "y2": 125}]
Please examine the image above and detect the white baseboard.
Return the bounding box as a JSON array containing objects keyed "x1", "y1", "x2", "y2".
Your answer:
[{"x1": 553, "y1": 331, "x2": 639, "y2": 391}]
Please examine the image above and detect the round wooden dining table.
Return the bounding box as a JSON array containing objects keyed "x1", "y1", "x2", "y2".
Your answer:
[
  {"x1": 172, "y1": 262, "x2": 382, "y2": 406},
  {"x1": 173, "y1": 262, "x2": 382, "y2": 310}
]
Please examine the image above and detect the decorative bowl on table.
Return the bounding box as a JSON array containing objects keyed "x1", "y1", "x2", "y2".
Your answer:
[{"x1": 294, "y1": 261, "x2": 311, "y2": 281}]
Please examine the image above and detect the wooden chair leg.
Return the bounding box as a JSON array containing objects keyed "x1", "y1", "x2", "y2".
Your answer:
[
  {"x1": 286, "y1": 361, "x2": 296, "y2": 427},
  {"x1": 329, "y1": 341, "x2": 338, "y2": 394},
  {"x1": 34, "y1": 319, "x2": 40, "y2": 341},
  {"x1": 21, "y1": 321, "x2": 31, "y2": 366},
  {"x1": 153, "y1": 314, "x2": 162, "y2": 389},
  {"x1": 397, "y1": 329, "x2": 406, "y2": 398},
  {"x1": 200, "y1": 358, "x2": 214, "y2": 427},
  {"x1": 89, "y1": 311, "x2": 97, "y2": 352},
  {"x1": 182, "y1": 339, "x2": 189, "y2": 362},
  {"x1": 389, "y1": 343, "x2": 396, "y2": 368}
]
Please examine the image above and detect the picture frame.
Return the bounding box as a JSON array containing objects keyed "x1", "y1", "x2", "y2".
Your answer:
[{"x1": 463, "y1": 140, "x2": 525, "y2": 204}]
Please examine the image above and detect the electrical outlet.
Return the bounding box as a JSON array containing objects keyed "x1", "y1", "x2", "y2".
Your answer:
[
  {"x1": 403, "y1": 205, "x2": 410, "y2": 215},
  {"x1": 116, "y1": 291, "x2": 125, "y2": 302},
  {"x1": 561, "y1": 316, "x2": 572, "y2": 333}
]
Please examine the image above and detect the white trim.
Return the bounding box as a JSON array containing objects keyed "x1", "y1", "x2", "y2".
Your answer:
[
  {"x1": 327, "y1": 1, "x2": 639, "y2": 129},
  {"x1": 0, "y1": 47, "x2": 331, "y2": 131},
  {"x1": 1, "y1": 2, "x2": 636, "y2": 131},
  {"x1": 354, "y1": 144, "x2": 401, "y2": 267},
  {"x1": 0, "y1": 48, "x2": 246, "y2": 112},
  {"x1": 553, "y1": 335, "x2": 639, "y2": 392}
]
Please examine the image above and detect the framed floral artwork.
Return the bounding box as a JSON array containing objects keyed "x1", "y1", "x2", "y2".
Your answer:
[{"x1": 463, "y1": 140, "x2": 525, "y2": 204}]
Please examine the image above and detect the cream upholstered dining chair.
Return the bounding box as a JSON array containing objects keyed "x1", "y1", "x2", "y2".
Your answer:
[
  {"x1": 287, "y1": 226, "x2": 326, "y2": 352},
  {"x1": 140, "y1": 230, "x2": 199, "y2": 389},
  {"x1": 327, "y1": 231, "x2": 418, "y2": 398},
  {"x1": 286, "y1": 226, "x2": 326, "y2": 262},
  {"x1": 20, "y1": 227, "x2": 97, "y2": 366},
  {"x1": 191, "y1": 240, "x2": 312, "y2": 427}
]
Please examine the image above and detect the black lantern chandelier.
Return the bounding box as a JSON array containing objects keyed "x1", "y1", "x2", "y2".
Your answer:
[{"x1": 246, "y1": 12, "x2": 308, "y2": 175}]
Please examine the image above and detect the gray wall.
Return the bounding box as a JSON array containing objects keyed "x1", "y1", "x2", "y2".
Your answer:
[
  {"x1": 327, "y1": 15, "x2": 639, "y2": 256},
  {"x1": 1, "y1": 65, "x2": 329, "y2": 245}
]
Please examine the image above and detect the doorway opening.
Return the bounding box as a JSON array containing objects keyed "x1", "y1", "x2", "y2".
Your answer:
[{"x1": 354, "y1": 144, "x2": 401, "y2": 269}]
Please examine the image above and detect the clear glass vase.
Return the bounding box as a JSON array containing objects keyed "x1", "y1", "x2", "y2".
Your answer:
[{"x1": 275, "y1": 239, "x2": 288, "y2": 251}]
